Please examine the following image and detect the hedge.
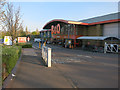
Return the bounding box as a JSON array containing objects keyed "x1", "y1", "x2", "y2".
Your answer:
[
  {"x1": 2, "y1": 46, "x2": 22, "y2": 80},
  {"x1": 16, "y1": 43, "x2": 32, "y2": 48}
]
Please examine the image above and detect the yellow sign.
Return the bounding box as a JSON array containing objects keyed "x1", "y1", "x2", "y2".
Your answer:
[
  {"x1": 4, "y1": 36, "x2": 12, "y2": 45},
  {"x1": 5, "y1": 39, "x2": 8, "y2": 42}
]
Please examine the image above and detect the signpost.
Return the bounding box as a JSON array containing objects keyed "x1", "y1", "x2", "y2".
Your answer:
[
  {"x1": 18, "y1": 37, "x2": 26, "y2": 43},
  {"x1": 4, "y1": 36, "x2": 12, "y2": 45},
  {"x1": 27, "y1": 37, "x2": 30, "y2": 42}
]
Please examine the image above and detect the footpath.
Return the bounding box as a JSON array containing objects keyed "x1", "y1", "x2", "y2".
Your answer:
[{"x1": 6, "y1": 48, "x2": 73, "y2": 88}]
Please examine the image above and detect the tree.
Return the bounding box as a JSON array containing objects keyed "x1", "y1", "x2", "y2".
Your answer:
[
  {"x1": 36, "y1": 28, "x2": 39, "y2": 35},
  {"x1": 31, "y1": 28, "x2": 40, "y2": 35},
  {"x1": 2, "y1": 2, "x2": 23, "y2": 43},
  {"x1": 0, "y1": 0, "x2": 6, "y2": 23},
  {"x1": 0, "y1": 0, "x2": 6, "y2": 35},
  {"x1": 31, "y1": 31, "x2": 37, "y2": 35},
  {"x1": 25, "y1": 26, "x2": 28, "y2": 35}
]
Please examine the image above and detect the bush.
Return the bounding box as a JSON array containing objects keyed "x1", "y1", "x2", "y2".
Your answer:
[
  {"x1": 16, "y1": 43, "x2": 32, "y2": 48},
  {"x1": 2, "y1": 46, "x2": 22, "y2": 80}
]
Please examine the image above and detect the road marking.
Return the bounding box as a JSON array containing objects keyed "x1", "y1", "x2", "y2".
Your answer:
[
  {"x1": 32, "y1": 46, "x2": 38, "y2": 49},
  {"x1": 85, "y1": 56, "x2": 92, "y2": 58}
]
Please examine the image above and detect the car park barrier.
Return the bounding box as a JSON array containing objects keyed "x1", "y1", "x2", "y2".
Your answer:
[{"x1": 42, "y1": 46, "x2": 51, "y2": 67}]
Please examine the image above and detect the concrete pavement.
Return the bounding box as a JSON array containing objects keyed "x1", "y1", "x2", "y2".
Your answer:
[{"x1": 7, "y1": 48, "x2": 73, "y2": 88}]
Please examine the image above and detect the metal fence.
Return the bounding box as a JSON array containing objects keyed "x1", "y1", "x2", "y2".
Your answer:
[
  {"x1": 104, "y1": 42, "x2": 119, "y2": 53},
  {"x1": 42, "y1": 46, "x2": 51, "y2": 67}
]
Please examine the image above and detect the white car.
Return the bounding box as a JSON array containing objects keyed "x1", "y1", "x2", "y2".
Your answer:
[{"x1": 34, "y1": 38, "x2": 41, "y2": 42}]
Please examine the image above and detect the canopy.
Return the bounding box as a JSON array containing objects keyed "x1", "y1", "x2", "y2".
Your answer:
[{"x1": 77, "y1": 36, "x2": 119, "y2": 40}]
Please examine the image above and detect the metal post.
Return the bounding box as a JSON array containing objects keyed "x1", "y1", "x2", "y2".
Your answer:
[
  {"x1": 68, "y1": 24, "x2": 70, "y2": 40},
  {"x1": 74, "y1": 24, "x2": 76, "y2": 48},
  {"x1": 104, "y1": 42, "x2": 107, "y2": 53},
  {"x1": 117, "y1": 45, "x2": 118, "y2": 52}
]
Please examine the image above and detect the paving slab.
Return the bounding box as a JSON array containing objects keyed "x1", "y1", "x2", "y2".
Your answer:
[{"x1": 7, "y1": 48, "x2": 73, "y2": 88}]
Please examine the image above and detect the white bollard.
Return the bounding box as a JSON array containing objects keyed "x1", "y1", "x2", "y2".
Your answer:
[
  {"x1": 42, "y1": 46, "x2": 51, "y2": 67},
  {"x1": 47, "y1": 48, "x2": 51, "y2": 67}
]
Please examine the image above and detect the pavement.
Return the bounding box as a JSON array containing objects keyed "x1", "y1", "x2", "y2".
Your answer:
[
  {"x1": 6, "y1": 43, "x2": 118, "y2": 88},
  {"x1": 7, "y1": 48, "x2": 73, "y2": 88}
]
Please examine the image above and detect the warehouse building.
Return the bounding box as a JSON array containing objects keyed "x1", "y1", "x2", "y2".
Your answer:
[{"x1": 40, "y1": 12, "x2": 120, "y2": 50}]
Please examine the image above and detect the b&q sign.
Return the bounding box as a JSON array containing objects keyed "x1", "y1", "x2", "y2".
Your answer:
[
  {"x1": 18, "y1": 37, "x2": 26, "y2": 43},
  {"x1": 51, "y1": 24, "x2": 60, "y2": 34}
]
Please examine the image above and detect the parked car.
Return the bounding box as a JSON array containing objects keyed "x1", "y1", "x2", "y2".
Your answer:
[
  {"x1": 47, "y1": 41, "x2": 51, "y2": 44},
  {"x1": 34, "y1": 38, "x2": 41, "y2": 42}
]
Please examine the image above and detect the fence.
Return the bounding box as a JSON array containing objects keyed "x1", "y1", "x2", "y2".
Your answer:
[
  {"x1": 104, "y1": 42, "x2": 119, "y2": 53},
  {"x1": 42, "y1": 46, "x2": 51, "y2": 67}
]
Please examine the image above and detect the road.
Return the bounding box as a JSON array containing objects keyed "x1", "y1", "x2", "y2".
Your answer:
[{"x1": 33, "y1": 42, "x2": 118, "y2": 88}]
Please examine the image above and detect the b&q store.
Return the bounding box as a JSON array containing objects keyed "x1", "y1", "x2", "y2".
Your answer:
[{"x1": 40, "y1": 12, "x2": 120, "y2": 49}]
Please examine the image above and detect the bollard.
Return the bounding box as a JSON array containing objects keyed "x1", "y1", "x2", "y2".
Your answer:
[
  {"x1": 71, "y1": 45, "x2": 73, "y2": 49},
  {"x1": 39, "y1": 42, "x2": 41, "y2": 49},
  {"x1": 45, "y1": 42, "x2": 46, "y2": 46},
  {"x1": 47, "y1": 48, "x2": 51, "y2": 67},
  {"x1": 69, "y1": 44, "x2": 71, "y2": 48},
  {"x1": 43, "y1": 42, "x2": 46, "y2": 46},
  {"x1": 42, "y1": 46, "x2": 51, "y2": 67}
]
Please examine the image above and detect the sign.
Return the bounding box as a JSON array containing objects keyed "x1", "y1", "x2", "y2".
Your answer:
[
  {"x1": 27, "y1": 37, "x2": 30, "y2": 42},
  {"x1": 18, "y1": 37, "x2": 26, "y2": 43},
  {"x1": 4, "y1": 36, "x2": 12, "y2": 45},
  {"x1": 51, "y1": 24, "x2": 60, "y2": 34}
]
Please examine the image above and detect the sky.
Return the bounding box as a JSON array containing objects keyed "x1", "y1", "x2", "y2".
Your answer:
[{"x1": 11, "y1": 2, "x2": 118, "y2": 32}]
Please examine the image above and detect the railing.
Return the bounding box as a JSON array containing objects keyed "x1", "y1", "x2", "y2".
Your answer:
[
  {"x1": 104, "y1": 42, "x2": 119, "y2": 53},
  {"x1": 42, "y1": 46, "x2": 51, "y2": 67}
]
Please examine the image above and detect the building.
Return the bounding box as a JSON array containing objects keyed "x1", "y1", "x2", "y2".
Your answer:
[{"x1": 40, "y1": 12, "x2": 120, "y2": 49}]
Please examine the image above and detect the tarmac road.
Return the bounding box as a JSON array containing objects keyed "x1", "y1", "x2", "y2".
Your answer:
[{"x1": 33, "y1": 42, "x2": 118, "y2": 88}]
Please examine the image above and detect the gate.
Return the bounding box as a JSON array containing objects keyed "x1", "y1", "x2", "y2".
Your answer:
[{"x1": 104, "y1": 42, "x2": 119, "y2": 53}]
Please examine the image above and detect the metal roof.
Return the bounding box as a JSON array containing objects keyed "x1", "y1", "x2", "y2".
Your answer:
[
  {"x1": 42, "y1": 12, "x2": 120, "y2": 29},
  {"x1": 79, "y1": 12, "x2": 119, "y2": 23},
  {"x1": 77, "y1": 36, "x2": 119, "y2": 40},
  {"x1": 43, "y1": 19, "x2": 88, "y2": 29}
]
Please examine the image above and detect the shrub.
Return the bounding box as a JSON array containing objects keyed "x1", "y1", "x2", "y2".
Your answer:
[
  {"x1": 16, "y1": 43, "x2": 32, "y2": 48},
  {"x1": 2, "y1": 46, "x2": 22, "y2": 80}
]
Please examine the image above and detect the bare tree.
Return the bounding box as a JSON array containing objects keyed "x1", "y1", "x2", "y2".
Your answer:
[
  {"x1": 0, "y1": 0, "x2": 6, "y2": 32},
  {"x1": 0, "y1": 0, "x2": 6, "y2": 22},
  {"x1": 2, "y1": 2, "x2": 23, "y2": 43}
]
